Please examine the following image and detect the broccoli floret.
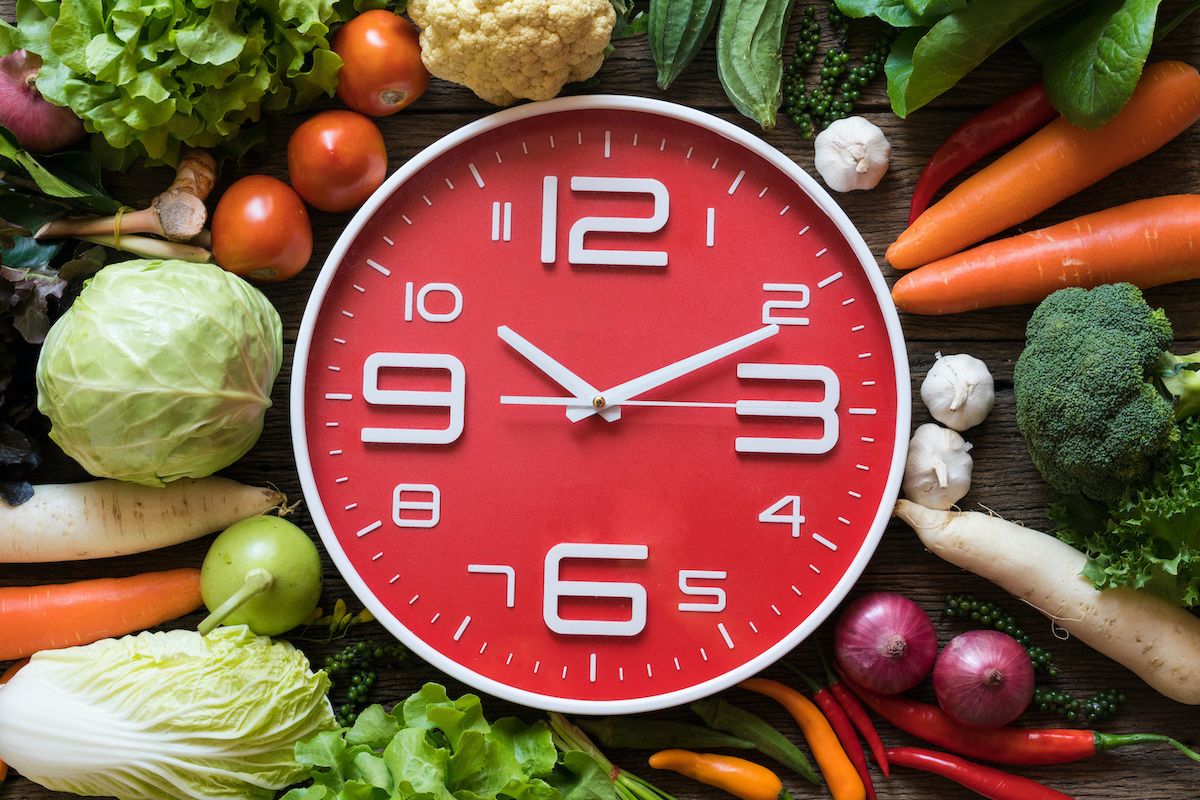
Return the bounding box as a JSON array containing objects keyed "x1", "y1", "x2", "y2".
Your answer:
[{"x1": 1013, "y1": 283, "x2": 1200, "y2": 501}]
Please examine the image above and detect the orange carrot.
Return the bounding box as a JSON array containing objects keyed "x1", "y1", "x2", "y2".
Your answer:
[
  {"x1": 887, "y1": 60, "x2": 1200, "y2": 270},
  {"x1": 0, "y1": 568, "x2": 202, "y2": 660},
  {"x1": 892, "y1": 195, "x2": 1200, "y2": 315}
]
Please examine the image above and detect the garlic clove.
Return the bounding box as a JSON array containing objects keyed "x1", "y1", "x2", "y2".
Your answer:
[
  {"x1": 903, "y1": 423, "x2": 973, "y2": 510},
  {"x1": 814, "y1": 116, "x2": 891, "y2": 192},
  {"x1": 920, "y1": 353, "x2": 995, "y2": 431}
]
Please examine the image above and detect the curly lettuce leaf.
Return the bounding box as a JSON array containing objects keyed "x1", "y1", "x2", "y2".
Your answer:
[
  {"x1": 1052, "y1": 416, "x2": 1200, "y2": 607},
  {"x1": 0, "y1": 0, "x2": 400, "y2": 166},
  {"x1": 285, "y1": 685, "x2": 615, "y2": 800}
]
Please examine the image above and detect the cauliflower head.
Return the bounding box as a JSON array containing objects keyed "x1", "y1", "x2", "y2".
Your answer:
[{"x1": 408, "y1": 0, "x2": 616, "y2": 106}]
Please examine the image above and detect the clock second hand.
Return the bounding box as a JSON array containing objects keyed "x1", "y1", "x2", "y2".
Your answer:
[
  {"x1": 501, "y1": 395, "x2": 736, "y2": 409},
  {"x1": 500, "y1": 395, "x2": 816, "y2": 415}
]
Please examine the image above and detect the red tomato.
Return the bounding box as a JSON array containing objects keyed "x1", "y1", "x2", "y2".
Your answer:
[
  {"x1": 288, "y1": 110, "x2": 388, "y2": 213},
  {"x1": 334, "y1": 10, "x2": 428, "y2": 116},
  {"x1": 211, "y1": 175, "x2": 312, "y2": 283}
]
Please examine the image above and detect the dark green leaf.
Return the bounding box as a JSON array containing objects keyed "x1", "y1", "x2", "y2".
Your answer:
[
  {"x1": 0, "y1": 191, "x2": 68, "y2": 270},
  {"x1": 884, "y1": 0, "x2": 1080, "y2": 117},
  {"x1": 906, "y1": 0, "x2": 967, "y2": 14},
  {"x1": 612, "y1": 0, "x2": 650, "y2": 39},
  {"x1": 55, "y1": 245, "x2": 106, "y2": 282},
  {"x1": 1040, "y1": 0, "x2": 1162, "y2": 128},
  {"x1": 836, "y1": 0, "x2": 940, "y2": 27}
]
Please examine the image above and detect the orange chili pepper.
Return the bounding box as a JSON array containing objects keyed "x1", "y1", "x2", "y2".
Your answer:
[
  {"x1": 648, "y1": 749, "x2": 788, "y2": 800},
  {"x1": 740, "y1": 678, "x2": 866, "y2": 800}
]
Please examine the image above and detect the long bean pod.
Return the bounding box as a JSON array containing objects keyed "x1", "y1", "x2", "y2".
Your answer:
[
  {"x1": 715, "y1": 0, "x2": 795, "y2": 130},
  {"x1": 577, "y1": 716, "x2": 755, "y2": 751},
  {"x1": 648, "y1": 0, "x2": 720, "y2": 89},
  {"x1": 691, "y1": 697, "x2": 821, "y2": 784}
]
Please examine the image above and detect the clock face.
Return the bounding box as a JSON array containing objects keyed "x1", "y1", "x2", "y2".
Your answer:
[{"x1": 292, "y1": 96, "x2": 909, "y2": 713}]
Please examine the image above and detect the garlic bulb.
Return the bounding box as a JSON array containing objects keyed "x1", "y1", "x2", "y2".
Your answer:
[
  {"x1": 903, "y1": 423, "x2": 973, "y2": 510},
  {"x1": 920, "y1": 353, "x2": 995, "y2": 431},
  {"x1": 813, "y1": 116, "x2": 891, "y2": 192}
]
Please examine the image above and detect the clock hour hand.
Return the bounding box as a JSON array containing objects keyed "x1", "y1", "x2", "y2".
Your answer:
[
  {"x1": 497, "y1": 325, "x2": 619, "y2": 421},
  {"x1": 566, "y1": 324, "x2": 780, "y2": 422}
]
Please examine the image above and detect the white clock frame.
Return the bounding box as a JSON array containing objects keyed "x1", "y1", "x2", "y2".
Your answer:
[{"x1": 291, "y1": 94, "x2": 911, "y2": 714}]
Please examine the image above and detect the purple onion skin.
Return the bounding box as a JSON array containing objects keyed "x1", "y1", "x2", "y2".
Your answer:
[
  {"x1": 0, "y1": 50, "x2": 85, "y2": 154},
  {"x1": 834, "y1": 591, "x2": 938, "y2": 695},
  {"x1": 934, "y1": 630, "x2": 1035, "y2": 728}
]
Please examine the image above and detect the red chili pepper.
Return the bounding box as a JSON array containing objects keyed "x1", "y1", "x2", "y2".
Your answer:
[
  {"x1": 818, "y1": 651, "x2": 889, "y2": 776},
  {"x1": 827, "y1": 681, "x2": 889, "y2": 776},
  {"x1": 791, "y1": 670, "x2": 876, "y2": 800},
  {"x1": 843, "y1": 676, "x2": 1200, "y2": 766},
  {"x1": 888, "y1": 747, "x2": 1074, "y2": 800},
  {"x1": 907, "y1": 81, "x2": 1056, "y2": 224}
]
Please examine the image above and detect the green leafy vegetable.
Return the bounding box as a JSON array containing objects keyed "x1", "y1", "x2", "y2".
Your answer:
[
  {"x1": 905, "y1": 0, "x2": 967, "y2": 15},
  {"x1": 284, "y1": 683, "x2": 616, "y2": 800},
  {"x1": 1, "y1": 0, "x2": 398, "y2": 166},
  {"x1": 884, "y1": 0, "x2": 1078, "y2": 117},
  {"x1": 0, "y1": 626, "x2": 336, "y2": 800},
  {"x1": 1038, "y1": 0, "x2": 1162, "y2": 128},
  {"x1": 36, "y1": 259, "x2": 283, "y2": 486},
  {"x1": 612, "y1": 0, "x2": 651, "y2": 39},
  {"x1": 1052, "y1": 417, "x2": 1200, "y2": 607},
  {"x1": 835, "y1": 0, "x2": 938, "y2": 27}
]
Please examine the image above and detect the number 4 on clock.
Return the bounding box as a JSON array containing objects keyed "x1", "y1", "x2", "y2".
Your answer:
[{"x1": 760, "y1": 495, "x2": 804, "y2": 538}]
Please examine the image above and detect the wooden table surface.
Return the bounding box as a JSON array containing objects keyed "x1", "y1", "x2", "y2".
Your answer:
[{"x1": 3, "y1": 4, "x2": 1199, "y2": 799}]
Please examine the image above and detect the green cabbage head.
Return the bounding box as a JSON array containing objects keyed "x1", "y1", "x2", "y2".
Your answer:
[
  {"x1": 36, "y1": 259, "x2": 282, "y2": 486},
  {"x1": 0, "y1": 626, "x2": 336, "y2": 800}
]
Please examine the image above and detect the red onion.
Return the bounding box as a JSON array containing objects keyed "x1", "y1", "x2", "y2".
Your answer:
[
  {"x1": 0, "y1": 50, "x2": 85, "y2": 153},
  {"x1": 835, "y1": 591, "x2": 937, "y2": 695},
  {"x1": 934, "y1": 630, "x2": 1034, "y2": 728}
]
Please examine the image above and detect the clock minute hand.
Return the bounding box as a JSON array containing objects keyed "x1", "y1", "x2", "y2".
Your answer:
[
  {"x1": 497, "y1": 325, "x2": 620, "y2": 422},
  {"x1": 566, "y1": 324, "x2": 780, "y2": 422}
]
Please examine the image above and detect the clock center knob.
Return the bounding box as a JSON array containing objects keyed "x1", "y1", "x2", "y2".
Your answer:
[{"x1": 592, "y1": 396, "x2": 607, "y2": 409}]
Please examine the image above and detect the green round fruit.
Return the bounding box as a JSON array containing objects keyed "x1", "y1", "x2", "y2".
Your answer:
[{"x1": 201, "y1": 516, "x2": 322, "y2": 636}]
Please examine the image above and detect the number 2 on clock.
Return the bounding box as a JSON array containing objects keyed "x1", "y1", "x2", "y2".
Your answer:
[{"x1": 541, "y1": 176, "x2": 669, "y2": 267}]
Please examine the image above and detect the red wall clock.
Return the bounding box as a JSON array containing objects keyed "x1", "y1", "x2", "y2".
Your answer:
[{"x1": 292, "y1": 96, "x2": 910, "y2": 713}]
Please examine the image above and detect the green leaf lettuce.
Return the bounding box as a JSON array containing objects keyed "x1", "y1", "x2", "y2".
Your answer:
[
  {"x1": 1052, "y1": 416, "x2": 1200, "y2": 607},
  {"x1": 285, "y1": 684, "x2": 617, "y2": 800},
  {"x1": 0, "y1": 0, "x2": 397, "y2": 165}
]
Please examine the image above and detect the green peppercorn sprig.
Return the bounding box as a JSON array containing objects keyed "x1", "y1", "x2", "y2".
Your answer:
[
  {"x1": 1033, "y1": 688, "x2": 1126, "y2": 726},
  {"x1": 323, "y1": 639, "x2": 410, "y2": 726},
  {"x1": 782, "y1": 2, "x2": 894, "y2": 139},
  {"x1": 944, "y1": 594, "x2": 1059, "y2": 677}
]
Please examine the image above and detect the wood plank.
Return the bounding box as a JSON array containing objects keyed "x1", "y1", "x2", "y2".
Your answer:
[{"x1": 2, "y1": 4, "x2": 1198, "y2": 800}]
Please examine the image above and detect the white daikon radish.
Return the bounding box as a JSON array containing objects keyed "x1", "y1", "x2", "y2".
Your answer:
[
  {"x1": 895, "y1": 499, "x2": 1200, "y2": 705},
  {"x1": 0, "y1": 478, "x2": 283, "y2": 563}
]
